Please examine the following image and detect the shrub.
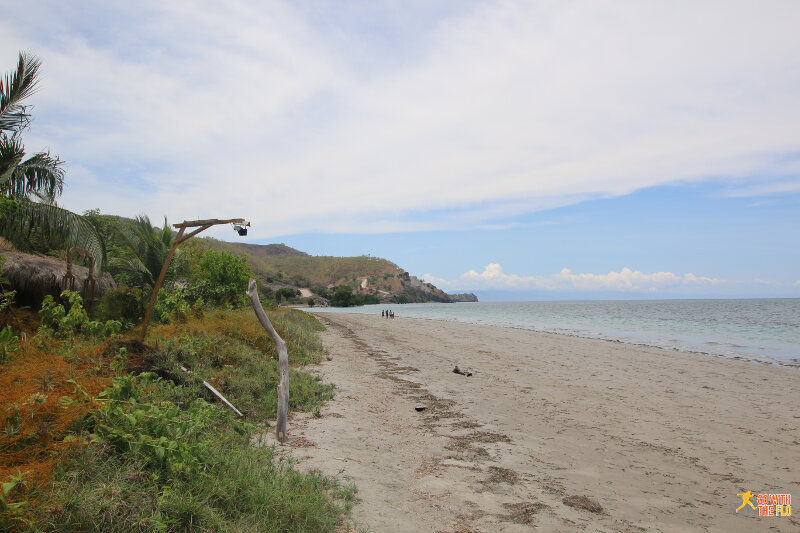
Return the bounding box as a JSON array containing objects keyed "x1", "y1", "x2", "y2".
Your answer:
[
  {"x1": 0, "y1": 325, "x2": 19, "y2": 363},
  {"x1": 310, "y1": 286, "x2": 330, "y2": 299},
  {"x1": 39, "y1": 290, "x2": 122, "y2": 338},
  {"x1": 275, "y1": 287, "x2": 300, "y2": 303},
  {"x1": 329, "y1": 286, "x2": 380, "y2": 307},
  {"x1": 329, "y1": 286, "x2": 355, "y2": 307},
  {"x1": 153, "y1": 288, "x2": 189, "y2": 324},
  {"x1": 186, "y1": 249, "x2": 250, "y2": 308},
  {"x1": 94, "y1": 285, "x2": 144, "y2": 324}
]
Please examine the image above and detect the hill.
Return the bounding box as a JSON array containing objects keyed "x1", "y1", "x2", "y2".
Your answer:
[{"x1": 194, "y1": 238, "x2": 475, "y2": 305}]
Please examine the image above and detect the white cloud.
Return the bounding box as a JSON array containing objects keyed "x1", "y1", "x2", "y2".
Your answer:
[
  {"x1": 793, "y1": 280, "x2": 800, "y2": 287},
  {"x1": 1, "y1": 1, "x2": 799, "y2": 237},
  {"x1": 425, "y1": 264, "x2": 725, "y2": 292}
]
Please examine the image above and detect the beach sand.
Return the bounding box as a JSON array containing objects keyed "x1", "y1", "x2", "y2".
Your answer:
[{"x1": 277, "y1": 312, "x2": 800, "y2": 532}]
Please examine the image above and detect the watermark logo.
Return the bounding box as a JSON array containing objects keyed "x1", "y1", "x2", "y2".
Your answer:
[
  {"x1": 735, "y1": 491, "x2": 791, "y2": 517},
  {"x1": 736, "y1": 491, "x2": 756, "y2": 513}
]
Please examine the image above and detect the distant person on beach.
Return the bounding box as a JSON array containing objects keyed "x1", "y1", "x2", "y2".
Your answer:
[{"x1": 381, "y1": 310, "x2": 385, "y2": 317}]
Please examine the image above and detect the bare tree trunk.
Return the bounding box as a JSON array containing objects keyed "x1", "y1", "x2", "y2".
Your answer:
[{"x1": 245, "y1": 278, "x2": 289, "y2": 444}]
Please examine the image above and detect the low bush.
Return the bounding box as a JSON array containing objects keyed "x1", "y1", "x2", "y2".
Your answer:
[
  {"x1": 185, "y1": 249, "x2": 250, "y2": 309},
  {"x1": 152, "y1": 288, "x2": 189, "y2": 324},
  {"x1": 93, "y1": 285, "x2": 145, "y2": 325},
  {"x1": 39, "y1": 291, "x2": 122, "y2": 338}
]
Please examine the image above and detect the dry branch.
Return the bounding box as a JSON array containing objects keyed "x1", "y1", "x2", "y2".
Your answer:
[
  {"x1": 180, "y1": 366, "x2": 243, "y2": 417},
  {"x1": 246, "y1": 278, "x2": 289, "y2": 443}
]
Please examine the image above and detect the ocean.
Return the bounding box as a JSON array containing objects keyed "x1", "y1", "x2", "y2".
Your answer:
[{"x1": 311, "y1": 299, "x2": 800, "y2": 366}]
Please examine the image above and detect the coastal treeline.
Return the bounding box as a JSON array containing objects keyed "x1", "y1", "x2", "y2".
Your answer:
[{"x1": 0, "y1": 53, "x2": 355, "y2": 531}]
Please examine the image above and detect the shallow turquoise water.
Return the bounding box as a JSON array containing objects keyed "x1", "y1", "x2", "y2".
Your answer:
[{"x1": 312, "y1": 299, "x2": 800, "y2": 365}]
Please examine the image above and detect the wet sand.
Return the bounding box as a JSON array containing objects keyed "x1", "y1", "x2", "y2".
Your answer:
[{"x1": 278, "y1": 312, "x2": 800, "y2": 532}]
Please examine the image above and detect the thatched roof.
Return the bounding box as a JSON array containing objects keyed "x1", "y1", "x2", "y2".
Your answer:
[{"x1": 1, "y1": 250, "x2": 116, "y2": 306}]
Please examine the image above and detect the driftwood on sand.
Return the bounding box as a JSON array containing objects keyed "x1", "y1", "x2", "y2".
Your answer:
[{"x1": 245, "y1": 278, "x2": 290, "y2": 444}]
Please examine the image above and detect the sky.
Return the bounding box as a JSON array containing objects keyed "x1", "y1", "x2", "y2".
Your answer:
[{"x1": 2, "y1": 1, "x2": 799, "y2": 299}]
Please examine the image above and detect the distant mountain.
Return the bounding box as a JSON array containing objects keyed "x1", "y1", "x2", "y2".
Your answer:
[
  {"x1": 218, "y1": 242, "x2": 308, "y2": 258},
  {"x1": 195, "y1": 238, "x2": 474, "y2": 304}
]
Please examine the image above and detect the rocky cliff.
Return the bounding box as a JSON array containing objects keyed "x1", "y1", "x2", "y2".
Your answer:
[{"x1": 447, "y1": 293, "x2": 479, "y2": 303}]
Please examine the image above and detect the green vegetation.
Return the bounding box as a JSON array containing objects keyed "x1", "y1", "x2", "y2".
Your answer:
[
  {"x1": 0, "y1": 53, "x2": 103, "y2": 266},
  {"x1": 1, "y1": 53, "x2": 361, "y2": 532},
  {"x1": 184, "y1": 249, "x2": 250, "y2": 308},
  {"x1": 200, "y1": 239, "x2": 401, "y2": 288},
  {"x1": 2, "y1": 308, "x2": 355, "y2": 532},
  {"x1": 107, "y1": 215, "x2": 177, "y2": 291},
  {"x1": 38, "y1": 290, "x2": 121, "y2": 338},
  {"x1": 0, "y1": 324, "x2": 18, "y2": 363},
  {"x1": 328, "y1": 285, "x2": 380, "y2": 307}
]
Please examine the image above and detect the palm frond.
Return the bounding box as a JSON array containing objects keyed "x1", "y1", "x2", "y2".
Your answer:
[
  {"x1": 0, "y1": 134, "x2": 25, "y2": 184},
  {"x1": 107, "y1": 215, "x2": 178, "y2": 289},
  {"x1": 0, "y1": 52, "x2": 41, "y2": 133},
  {"x1": 0, "y1": 201, "x2": 105, "y2": 271},
  {"x1": 6, "y1": 150, "x2": 65, "y2": 201}
]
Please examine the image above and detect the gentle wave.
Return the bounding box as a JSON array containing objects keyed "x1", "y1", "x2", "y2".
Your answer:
[{"x1": 311, "y1": 299, "x2": 800, "y2": 367}]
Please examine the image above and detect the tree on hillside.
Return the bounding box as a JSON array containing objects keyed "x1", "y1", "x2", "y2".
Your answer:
[
  {"x1": 0, "y1": 52, "x2": 103, "y2": 267},
  {"x1": 329, "y1": 285, "x2": 355, "y2": 307}
]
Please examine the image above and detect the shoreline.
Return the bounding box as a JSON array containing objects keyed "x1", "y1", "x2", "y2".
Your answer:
[
  {"x1": 286, "y1": 312, "x2": 800, "y2": 532},
  {"x1": 310, "y1": 305, "x2": 800, "y2": 368}
]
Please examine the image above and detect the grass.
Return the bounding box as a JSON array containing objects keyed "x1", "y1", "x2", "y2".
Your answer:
[{"x1": 1, "y1": 307, "x2": 356, "y2": 532}]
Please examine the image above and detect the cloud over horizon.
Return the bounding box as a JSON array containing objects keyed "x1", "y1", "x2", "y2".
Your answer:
[
  {"x1": 1, "y1": 1, "x2": 799, "y2": 239},
  {"x1": 424, "y1": 264, "x2": 726, "y2": 292}
]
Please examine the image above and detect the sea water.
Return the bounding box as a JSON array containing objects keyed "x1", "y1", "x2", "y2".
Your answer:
[{"x1": 312, "y1": 299, "x2": 800, "y2": 366}]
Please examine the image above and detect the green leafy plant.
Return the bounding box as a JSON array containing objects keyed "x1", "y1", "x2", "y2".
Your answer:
[
  {"x1": 91, "y1": 374, "x2": 228, "y2": 477},
  {"x1": 0, "y1": 325, "x2": 19, "y2": 363},
  {"x1": 0, "y1": 471, "x2": 28, "y2": 516},
  {"x1": 38, "y1": 290, "x2": 121, "y2": 338},
  {"x1": 153, "y1": 288, "x2": 190, "y2": 324},
  {"x1": 185, "y1": 248, "x2": 251, "y2": 308}
]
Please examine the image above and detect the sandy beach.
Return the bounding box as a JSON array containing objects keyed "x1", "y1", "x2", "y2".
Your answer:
[{"x1": 281, "y1": 312, "x2": 799, "y2": 532}]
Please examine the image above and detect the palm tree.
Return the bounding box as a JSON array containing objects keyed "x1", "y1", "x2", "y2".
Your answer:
[
  {"x1": 108, "y1": 215, "x2": 181, "y2": 291},
  {"x1": 0, "y1": 52, "x2": 103, "y2": 269}
]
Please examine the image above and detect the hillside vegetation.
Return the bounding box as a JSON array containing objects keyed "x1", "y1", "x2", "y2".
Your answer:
[
  {"x1": 199, "y1": 238, "x2": 400, "y2": 286},
  {"x1": 195, "y1": 238, "x2": 473, "y2": 305}
]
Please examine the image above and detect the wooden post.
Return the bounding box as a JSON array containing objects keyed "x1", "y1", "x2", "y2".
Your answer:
[
  {"x1": 138, "y1": 218, "x2": 249, "y2": 343},
  {"x1": 140, "y1": 227, "x2": 185, "y2": 342},
  {"x1": 245, "y1": 278, "x2": 289, "y2": 444}
]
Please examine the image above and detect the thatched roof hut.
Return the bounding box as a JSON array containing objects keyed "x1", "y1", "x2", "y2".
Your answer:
[{"x1": 1, "y1": 250, "x2": 116, "y2": 308}]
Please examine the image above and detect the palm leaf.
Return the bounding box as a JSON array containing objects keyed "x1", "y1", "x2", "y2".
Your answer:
[
  {"x1": 0, "y1": 134, "x2": 25, "y2": 185},
  {"x1": 0, "y1": 201, "x2": 105, "y2": 271},
  {"x1": 108, "y1": 216, "x2": 178, "y2": 289},
  {"x1": 0, "y1": 52, "x2": 40, "y2": 133},
  {"x1": 6, "y1": 150, "x2": 65, "y2": 201}
]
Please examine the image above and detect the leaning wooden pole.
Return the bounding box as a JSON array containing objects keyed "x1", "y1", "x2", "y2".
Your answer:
[
  {"x1": 245, "y1": 278, "x2": 289, "y2": 444},
  {"x1": 140, "y1": 227, "x2": 185, "y2": 342}
]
